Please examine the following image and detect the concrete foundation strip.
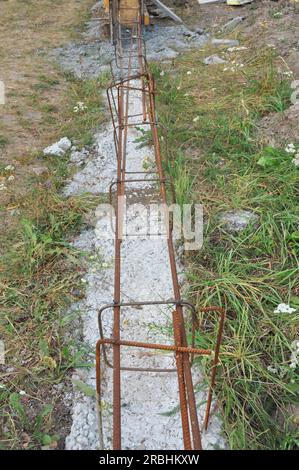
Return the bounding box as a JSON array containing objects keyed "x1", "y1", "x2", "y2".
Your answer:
[{"x1": 96, "y1": 1, "x2": 226, "y2": 450}]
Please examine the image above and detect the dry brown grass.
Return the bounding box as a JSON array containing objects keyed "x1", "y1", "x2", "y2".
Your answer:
[
  {"x1": 0, "y1": 0, "x2": 94, "y2": 154},
  {"x1": 0, "y1": 0, "x2": 95, "y2": 216}
]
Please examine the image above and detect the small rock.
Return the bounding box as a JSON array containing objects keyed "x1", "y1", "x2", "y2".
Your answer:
[
  {"x1": 204, "y1": 54, "x2": 226, "y2": 65},
  {"x1": 70, "y1": 147, "x2": 89, "y2": 165},
  {"x1": 206, "y1": 435, "x2": 218, "y2": 446},
  {"x1": 77, "y1": 436, "x2": 88, "y2": 446},
  {"x1": 10, "y1": 209, "x2": 21, "y2": 216},
  {"x1": 227, "y1": 46, "x2": 248, "y2": 53},
  {"x1": 218, "y1": 210, "x2": 259, "y2": 233},
  {"x1": 227, "y1": 0, "x2": 251, "y2": 5},
  {"x1": 195, "y1": 28, "x2": 205, "y2": 36},
  {"x1": 53, "y1": 383, "x2": 64, "y2": 391},
  {"x1": 212, "y1": 39, "x2": 240, "y2": 48},
  {"x1": 43, "y1": 137, "x2": 72, "y2": 156},
  {"x1": 65, "y1": 436, "x2": 74, "y2": 449},
  {"x1": 31, "y1": 166, "x2": 49, "y2": 176},
  {"x1": 197, "y1": 0, "x2": 226, "y2": 4},
  {"x1": 221, "y1": 17, "x2": 245, "y2": 33}
]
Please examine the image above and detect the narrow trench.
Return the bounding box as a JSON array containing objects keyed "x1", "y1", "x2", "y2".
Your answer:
[{"x1": 63, "y1": 4, "x2": 225, "y2": 451}]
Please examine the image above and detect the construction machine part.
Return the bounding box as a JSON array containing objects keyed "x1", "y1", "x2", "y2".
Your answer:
[{"x1": 151, "y1": 0, "x2": 183, "y2": 23}]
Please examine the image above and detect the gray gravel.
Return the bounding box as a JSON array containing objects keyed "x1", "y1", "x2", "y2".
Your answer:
[
  {"x1": 53, "y1": 23, "x2": 208, "y2": 78},
  {"x1": 218, "y1": 210, "x2": 259, "y2": 233}
]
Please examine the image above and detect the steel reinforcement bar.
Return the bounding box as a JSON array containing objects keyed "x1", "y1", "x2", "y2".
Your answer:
[{"x1": 96, "y1": 1, "x2": 226, "y2": 450}]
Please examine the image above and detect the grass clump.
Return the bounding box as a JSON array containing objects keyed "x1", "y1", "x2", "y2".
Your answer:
[
  {"x1": 63, "y1": 72, "x2": 110, "y2": 147},
  {"x1": 0, "y1": 170, "x2": 98, "y2": 448},
  {"x1": 0, "y1": 67, "x2": 107, "y2": 446},
  {"x1": 0, "y1": 73, "x2": 107, "y2": 450},
  {"x1": 0, "y1": 0, "x2": 107, "y2": 449},
  {"x1": 153, "y1": 45, "x2": 299, "y2": 449}
]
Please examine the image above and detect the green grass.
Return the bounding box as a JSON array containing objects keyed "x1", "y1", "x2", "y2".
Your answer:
[
  {"x1": 153, "y1": 45, "x2": 299, "y2": 450},
  {"x1": 0, "y1": 73, "x2": 107, "y2": 449},
  {"x1": 0, "y1": 189, "x2": 87, "y2": 449},
  {"x1": 62, "y1": 72, "x2": 110, "y2": 147}
]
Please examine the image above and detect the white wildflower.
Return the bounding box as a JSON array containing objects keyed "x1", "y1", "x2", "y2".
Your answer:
[
  {"x1": 0, "y1": 183, "x2": 7, "y2": 191},
  {"x1": 267, "y1": 366, "x2": 277, "y2": 374},
  {"x1": 73, "y1": 101, "x2": 87, "y2": 113},
  {"x1": 81, "y1": 278, "x2": 87, "y2": 284},
  {"x1": 101, "y1": 262, "x2": 109, "y2": 268},
  {"x1": 283, "y1": 71, "x2": 293, "y2": 78},
  {"x1": 160, "y1": 71, "x2": 165, "y2": 77},
  {"x1": 5, "y1": 165, "x2": 15, "y2": 171},
  {"x1": 285, "y1": 143, "x2": 296, "y2": 154},
  {"x1": 77, "y1": 101, "x2": 87, "y2": 110},
  {"x1": 186, "y1": 71, "x2": 192, "y2": 75},
  {"x1": 289, "y1": 340, "x2": 299, "y2": 369},
  {"x1": 193, "y1": 116, "x2": 200, "y2": 123},
  {"x1": 7, "y1": 175, "x2": 14, "y2": 182},
  {"x1": 292, "y1": 152, "x2": 299, "y2": 167},
  {"x1": 177, "y1": 86, "x2": 181, "y2": 90},
  {"x1": 19, "y1": 390, "x2": 26, "y2": 396},
  {"x1": 274, "y1": 303, "x2": 296, "y2": 314}
]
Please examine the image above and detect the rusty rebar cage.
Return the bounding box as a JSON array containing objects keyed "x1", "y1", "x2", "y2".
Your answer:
[{"x1": 96, "y1": 3, "x2": 226, "y2": 450}]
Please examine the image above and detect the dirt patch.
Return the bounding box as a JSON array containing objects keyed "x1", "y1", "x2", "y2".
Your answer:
[
  {"x1": 179, "y1": 0, "x2": 299, "y2": 149},
  {"x1": 180, "y1": 1, "x2": 298, "y2": 64},
  {"x1": 258, "y1": 103, "x2": 299, "y2": 147}
]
